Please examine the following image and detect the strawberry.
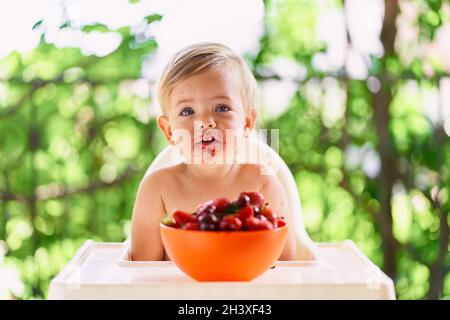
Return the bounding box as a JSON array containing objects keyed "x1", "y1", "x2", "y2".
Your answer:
[
  {"x1": 182, "y1": 222, "x2": 200, "y2": 230},
  {"x1": 260, "y1": 207, "x2": 278, "y2": 222},
  {"x1": 219, "y1": 215, "x2": 242, "y2": 231},
  {"x1": 244, "y1": 215, "x2": 273, "y2": 230},
  {"x1": 272, "y1": 218, "x2": 286, "y2": 228},
  {"x1": 237, "y1": 205, "x2": 254, "y2": 220},
  {"x1": 212, "y1": 198, "x2": 232, "y2": 213},
  {"x1": 240, "y1": 191, "x2": 265, "y2": 209},
  {"x1": 167, "y1": 192, "x2": 284, "y2": 231},
  {"x1": 172, "y1": 210, "x2": 197, "y2": 225}
]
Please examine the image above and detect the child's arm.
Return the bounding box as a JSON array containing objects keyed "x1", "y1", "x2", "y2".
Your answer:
[
  {"x1": 130, "y1": 172, "x2": 166, "y2": 261},
  {"x1": 260, "y1": 172, "x2": 297, "y2": 261}
]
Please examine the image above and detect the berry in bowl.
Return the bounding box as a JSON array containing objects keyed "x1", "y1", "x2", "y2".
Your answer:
[{"x1": 159, "y1": 192, "x2": 288, "y2": 281}]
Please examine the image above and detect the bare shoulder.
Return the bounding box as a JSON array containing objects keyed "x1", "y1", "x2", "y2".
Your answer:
[
  {"x1": 140, "y1": 163, "x2": 184, "y2": 189},
  {"x1": 238, "y1": 163, "x2": 267, "y2": 180},
  {"x1": 237, "y1": 163, "x2": 279, "y2": 189}
]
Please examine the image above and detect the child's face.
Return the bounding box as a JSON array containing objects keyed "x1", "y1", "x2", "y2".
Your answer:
[{"x1": 158, "y1": 68, "x2": 255, "y2": 164}]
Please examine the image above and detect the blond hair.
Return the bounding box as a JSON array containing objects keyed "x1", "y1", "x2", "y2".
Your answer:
[{"x1": 157, "y1": 42, "x2": 260, "y2": 121}]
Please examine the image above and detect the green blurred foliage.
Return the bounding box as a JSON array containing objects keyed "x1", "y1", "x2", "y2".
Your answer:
[
  {"x1": 251, "y1": 0, "x2": 449, "y2": 300},
  {"x1": 1, "y1": 2, "x2": 449, "y2": 300},
  {"x1": 0, "y1": 16, "x2": 164, "y2": 299}
]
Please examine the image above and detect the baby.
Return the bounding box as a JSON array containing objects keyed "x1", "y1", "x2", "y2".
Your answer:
[{"x1": 130, "y1": 42, "x2": 297, "y2": 261}]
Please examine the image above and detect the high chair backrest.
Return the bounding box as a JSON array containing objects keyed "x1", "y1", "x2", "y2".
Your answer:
[{"x1": 142, "y1": 135, "x2": 317, "y2": 261}]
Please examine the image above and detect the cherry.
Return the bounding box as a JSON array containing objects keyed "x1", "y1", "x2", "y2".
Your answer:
[
  {"x1": 163, "y1": 192, "x2": 285, "y2": 231},
  {"x1": 200, "y1": 223, "x2": 217, "y2": 231},
  {"x1": 256, "y1": 214, "x2": 268, "y2": 221},
  {"x1": 236, "y1": 194, "x2": 250, "y2": 208},
  {"x1": 196, "y1": 200, "x2": 217, "y2": 216},
  {"x1": 198, "y1": 213, "x2": 218, "y2": 225}
]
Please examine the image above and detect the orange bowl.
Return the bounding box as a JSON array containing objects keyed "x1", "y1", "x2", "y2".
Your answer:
[{"x1": 160, "y1": 223, "x2": 288, "y2": 281}]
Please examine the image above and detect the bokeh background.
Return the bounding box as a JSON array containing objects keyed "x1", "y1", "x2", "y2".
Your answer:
[{"x1": 0, "y1": 0, "x2": 449, "y2": 300}]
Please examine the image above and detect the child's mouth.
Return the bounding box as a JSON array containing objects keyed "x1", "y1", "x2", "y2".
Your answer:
[{"x1": 201, "y1": 137, "x2": 216, "y2": 149}]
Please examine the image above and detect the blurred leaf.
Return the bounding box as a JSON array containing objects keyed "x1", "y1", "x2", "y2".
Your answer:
[
  {"x1": 32, "y1": 20, "x2": 43, "y2": 30},
  {"x1": 59, "y1": 21, "x2": 71, "y2": 29},
  {"x1": 145, "y1": 14, "x2": 162, "y2": 24},
  {"x1": 82, "y1": 23, "x2": 109, "y2": 33}
]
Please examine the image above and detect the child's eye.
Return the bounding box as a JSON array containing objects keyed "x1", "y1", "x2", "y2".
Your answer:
[
  {"x1": 215, "y1": 104, "x2": 230, "y2": 112},
  {"x1": 179, "y1": 107, "x2": 194, "y2": 116}
]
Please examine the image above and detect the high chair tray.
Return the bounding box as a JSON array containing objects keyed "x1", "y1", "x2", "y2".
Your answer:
[{"x1": 48, "y1": 240, "x2": 395, "y2": 300}]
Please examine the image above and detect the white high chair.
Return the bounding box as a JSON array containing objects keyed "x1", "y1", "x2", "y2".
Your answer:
[{"x1": 48, "y1": 136, "x2": 396, "y2": 299}]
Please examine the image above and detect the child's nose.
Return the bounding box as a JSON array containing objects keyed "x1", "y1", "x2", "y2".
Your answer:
[
  {"x1": 201, "y1": 122, "x2": 215, "y2": 129},
  {"x1": 198, "y1": 118, "x2": 216, "y2": 129}
]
